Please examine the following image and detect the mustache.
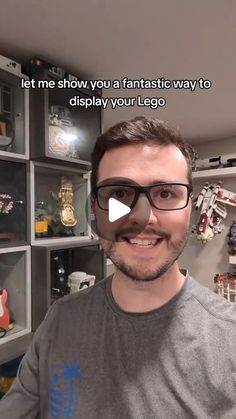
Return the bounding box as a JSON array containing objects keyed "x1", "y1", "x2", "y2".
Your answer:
[{"x1": 116, "y1": 228, "x2": 170, "y2": 240}]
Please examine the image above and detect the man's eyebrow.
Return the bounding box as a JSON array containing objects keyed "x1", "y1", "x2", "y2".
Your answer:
[
  {"x1": 97, "y1": 178, "x2": 177, "y2": 186},
  {"x1": 97, "y1": 178, "x2": 135, "y2": 186}
]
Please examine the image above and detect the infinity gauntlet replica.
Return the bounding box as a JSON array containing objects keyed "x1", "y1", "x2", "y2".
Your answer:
[{"x1": 51, "y1": 176, "x2": 77, "y2": 236}]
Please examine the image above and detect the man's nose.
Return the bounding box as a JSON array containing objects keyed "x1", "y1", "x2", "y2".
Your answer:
[{"x1": 128, "y1": 194, "x2": 158, "y2": 225}]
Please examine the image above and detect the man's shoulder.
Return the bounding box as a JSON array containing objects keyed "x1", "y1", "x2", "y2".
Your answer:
[{"x1": 186, "y1": 275, "x2": 236, "y2": 326}]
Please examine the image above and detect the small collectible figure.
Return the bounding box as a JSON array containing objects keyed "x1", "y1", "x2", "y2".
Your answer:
[{"x1": 35, "y1": 201, "x2": 53, "y2": 238}]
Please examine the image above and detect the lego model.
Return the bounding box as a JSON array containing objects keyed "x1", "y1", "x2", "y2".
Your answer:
[
  {"x1": 35, "y1": 201, "x2": 53, "y2": 238},
  {"x1": 194, "y1": 182, "x2": 236, "y2": 242},
  {"x1": 23, "y1": 57, "x2": 65, "y2": 79},
  {"x1": 0, "y1": 193, "x2": 13, "y2": 214},
  {"x1": 214, "y1": 272, "x2": 236, "y2": 283},
  {"x1": 214, "y1": 272, "x2": 236, "y2": 302},
  {"x1": 193, "y1": 153, "x2": 236, "y2": 171},
  {"x1": 0, "y1": 288, "x2": 10, "y2": 332},
  {"x1": 0, "y1": 81, "x2": 14, "y2": 150},
  {"x1": 48, "y1": 105, "x2": 78, "y2": 158},
  {"x1": 228, "y1": 221, "x2": 236, "y2": 255},
  {"x1": 0, "y1": 194, "x2": 24, "y2": 241},
  {"x1": 68, "y1": 271, "x2": 96, "y2": 294},
  {"x1": 50, "y1": 176, "x2": 77, "y2": 237},
  {"x1": 51, "y1": 252, "x2": 69, "y2": 299}
]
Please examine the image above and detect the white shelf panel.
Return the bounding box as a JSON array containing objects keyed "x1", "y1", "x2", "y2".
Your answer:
[
  {"x1": 229, "y1": 256, "x2": 236, "y2": 265},
  {"x1": 33, "y1": 235, "x2": 92, "y2": 246},
  {"x1": 0, "y1": 323, "x2": 31, "y2": 345},
  {"x1": 193, "y1": 166, "x2": 236, "y2": 179}
]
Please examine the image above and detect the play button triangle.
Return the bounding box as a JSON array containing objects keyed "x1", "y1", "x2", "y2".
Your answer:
[{"x1": 108, "y1": 198, "x2": 131, "y2": 222}]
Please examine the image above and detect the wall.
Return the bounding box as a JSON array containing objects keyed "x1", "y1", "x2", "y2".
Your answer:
[
  {"x1": 192, "y1": 137, "x2": 236, "y2": 159},
  {"x1": 180, "y1": 137, "x2": 236, "y2": 290}
]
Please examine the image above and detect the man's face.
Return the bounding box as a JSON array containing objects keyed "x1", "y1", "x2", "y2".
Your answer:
[{"x1": 92, "y1": 143, "x2": 192, "y2": 282}]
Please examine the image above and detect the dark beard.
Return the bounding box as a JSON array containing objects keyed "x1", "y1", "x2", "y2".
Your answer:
[{"x1": 100, "y1": 230, "x2": 189, "y2": 283}]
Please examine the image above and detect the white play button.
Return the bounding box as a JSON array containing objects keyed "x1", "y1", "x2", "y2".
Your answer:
[{"x1": 108, "y1": 198, "x2": 131, "y2": 222}]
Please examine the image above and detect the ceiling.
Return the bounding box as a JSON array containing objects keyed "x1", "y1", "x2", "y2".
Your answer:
[{"x1": 1, "y1": 0, "x2": 236, "y2": 144}]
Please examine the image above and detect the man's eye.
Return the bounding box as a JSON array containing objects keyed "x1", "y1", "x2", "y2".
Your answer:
[
  {"x1": 113, "y1": 189, "x2": 125, "y2": 198},
  {"x1": 159, "y1": 190, "x2": 172, "y2": 199}
]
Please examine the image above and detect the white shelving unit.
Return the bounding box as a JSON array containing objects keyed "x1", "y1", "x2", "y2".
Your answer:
[
  {"x1": 229, "y1": 256, "x2": 236, "y2": 265},
  {"x1": 0, "y1": 246, "x2": 31, "y2": 345},
  {"x1": 0, "y1": 57, "x2": 104, "y2": 365},
  {"x1": 0, "y1": 59, "x2": 32, "y2": 364},
  {"x1": 193, "y1": 166, "x2": 236, "y2": 179}
]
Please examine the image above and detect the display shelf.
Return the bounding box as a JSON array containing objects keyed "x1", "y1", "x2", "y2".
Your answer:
[
  {"x1": 0, "y1": 58, "x2": 105, "y2": 364},
  {"x1": 0, "y1": 159, "x2": 29, "y2": 248},
  {"x1": 31, "y1": 240, "x2": 106, "y2": 330},
  {"x1": 0, "y1": 63, "x2": 29, "y2": 160},
  {"x1": 30, "y1": 161, "x2": 92, "y2": 244},
  {"x1": 229, "y1": 256, "x2": 236, "y2": 265},
  {"x1": 0, "y1": 333, "x2": 32, "y2": 366},
  {"x1": 193, "y1": 166, "x2": 236, "y2": 179},
  {"x1": 30, "y1": 69, "x2": 101, "y2": 168},
  {"x1": 0, "y1": 246, "x2": 31, "y2": 361}
]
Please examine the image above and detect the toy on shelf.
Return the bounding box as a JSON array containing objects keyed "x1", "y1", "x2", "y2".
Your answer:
[
  {"x1": 51, "y1": 252, "x2": 69, "y2": 300},
  {"x1": 48, "y1": 105, "x2": 78, "y2": 159},
  {"x1": 214, "y1": 272, "x2": 236, "y2": 302},
  {"x1": 0, "y1": 288, "x2": 10, "y2": 333},
  {"x1": 228, "y1": 221, "x2": 236, "y2": 255},
  {"x1": 193, "y1": 182, "x2": 236, "y2": 243},
  {"x1": 68, "y1": 271, "x2": 96, "y2": 294},
  {"x1": 0, "y1": 193, "x2": 24, "y2": 242},
  {"x1": 0, "y1": 81, "x2": 14, "y2": 151},
  {"x1": 193, "y1": 153, "x2": 236, "y2": 171},
  {"x1": 23, "y1": 57, "x2": 65, "y2": 79},
  {"x1": 50, "y1": 176, "x2": 77, "y2": 237},
  {"x1": 35, "y1": 201, "x2": 53, "y2": 238}
]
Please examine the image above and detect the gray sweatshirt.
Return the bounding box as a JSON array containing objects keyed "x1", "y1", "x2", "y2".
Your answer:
[{"x1": 1, "y1": 273, "x2": 236, "y2": 419}]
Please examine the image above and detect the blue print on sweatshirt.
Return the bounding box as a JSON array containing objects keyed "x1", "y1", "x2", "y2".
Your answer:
[{"x1": 49, "y1": 362, "x2": 83, "y2": 418}]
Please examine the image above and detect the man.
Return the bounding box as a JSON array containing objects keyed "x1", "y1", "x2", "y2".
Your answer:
[{"x1": 1, "y1": 116, "x2": 236, "y2": 418}]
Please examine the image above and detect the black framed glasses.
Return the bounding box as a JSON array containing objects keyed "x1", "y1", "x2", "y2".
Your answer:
[
  {"x1": 93, "y1": 183, "x2": 193, "y2": 211},
  {"x1": 0, "y1": 327, "x2": 6, "y2": 338}
]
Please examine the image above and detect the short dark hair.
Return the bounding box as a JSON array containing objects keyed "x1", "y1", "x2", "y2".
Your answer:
[{"x1": 91, "y1": 116, "x2": 195, "y2": 194}]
